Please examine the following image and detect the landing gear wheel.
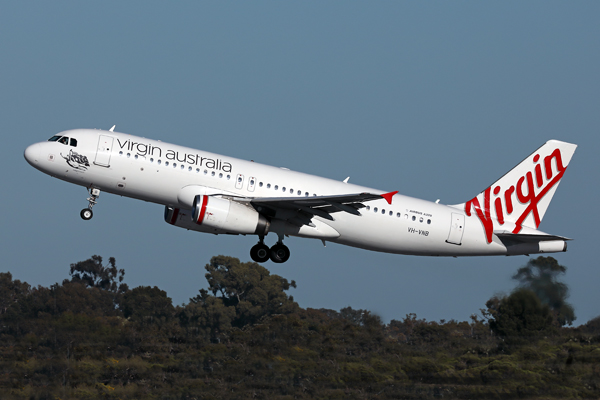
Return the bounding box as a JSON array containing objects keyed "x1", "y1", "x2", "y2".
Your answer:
[
  {"x1": 80, "y1": 208, "x2": 93, "y2": 220},
  {"x1": 81, "y1": 188, "x2": 100, "y2": 220},
  {"x1": 269, "y1": 243, "x2": 290, "y2": 264},
  {"x1": 250, "y1": 243, "x2": 270, "y2": 263}
]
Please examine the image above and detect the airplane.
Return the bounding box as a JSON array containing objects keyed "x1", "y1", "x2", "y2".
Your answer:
[{"x1": 24, "y1": 127, "x2": 577, "y2": 263}]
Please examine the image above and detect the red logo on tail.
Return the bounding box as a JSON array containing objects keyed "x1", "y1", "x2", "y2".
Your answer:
[{"x1": 465, "y1": 148, "x2": 566, "y2": 243}]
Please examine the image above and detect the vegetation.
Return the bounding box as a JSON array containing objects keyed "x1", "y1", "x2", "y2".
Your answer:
[{"x1": 1, "y1": 255, "x2": 599, "y2": 399}]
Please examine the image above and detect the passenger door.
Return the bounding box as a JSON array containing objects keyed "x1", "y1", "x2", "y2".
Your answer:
[
  {"x1": 446, "y1": 213, "x2": 465, "y2": 245},
  {"x1": 94, "y1": 135, "x2": 114, "y2": 167}
]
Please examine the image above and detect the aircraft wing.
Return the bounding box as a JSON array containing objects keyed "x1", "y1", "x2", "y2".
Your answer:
[{"x1": 231, "y1": 191, "x2": 398, "y2": 223}]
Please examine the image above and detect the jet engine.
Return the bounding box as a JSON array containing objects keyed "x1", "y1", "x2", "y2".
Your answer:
[
  {"x1": 191, "y1": 195, "x2": 269, "y2": 235},
  {"x1": 164, "y1": 198, "x2": 270, "y2": 236}
]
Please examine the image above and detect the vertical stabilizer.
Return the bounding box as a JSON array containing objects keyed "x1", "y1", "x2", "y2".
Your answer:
[{"x1": 457, "y1": 140, "x2": 577, "y2": 243}]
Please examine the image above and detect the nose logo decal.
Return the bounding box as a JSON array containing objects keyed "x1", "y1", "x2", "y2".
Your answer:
[{"x1": 61, "y1": 149, "x2": 90, "y2": 171}]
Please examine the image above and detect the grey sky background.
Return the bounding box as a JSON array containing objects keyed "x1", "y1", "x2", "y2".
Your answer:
[{"x1": 2, "y1": 2, "x2": 598, "y2": 324}]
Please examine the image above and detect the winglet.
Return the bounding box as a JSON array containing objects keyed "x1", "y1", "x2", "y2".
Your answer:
[{"x1": 381, "y1": 191, "x2": 399, "y2": 205}]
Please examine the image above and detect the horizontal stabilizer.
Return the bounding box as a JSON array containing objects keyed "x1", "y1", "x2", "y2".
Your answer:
[{"x1": 495, "y1": 232, "x2": 571, "y2": 243}]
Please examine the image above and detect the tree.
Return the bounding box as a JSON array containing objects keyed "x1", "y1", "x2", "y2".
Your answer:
[
  {"x1": 512, "y1": 256, "x2": 575, "y2": 326},
  {"x1": 121, "y1": 286, "x2": 174, "y2": 325},
  {"x1": 339, "y1": 306, "x2": 382, "y2": 328},
  {"x1": 487, "y1": 288, "x2": 553, "y2": 340},
  {"x1": 49, "y1": 281, "x2": 120, "y2": 316},
  {"x1": 204, "y1": 255, "x2": 298, "y2": 327},
  {"x1": 0, "y1": 272, "x2": 31, "y2": 315},
  {"x1": 180, "y1": 289, "x2": 236, "y2": 340},
  {"x1": 68, "y1": 255, "x2": 128, "y2": 294}
]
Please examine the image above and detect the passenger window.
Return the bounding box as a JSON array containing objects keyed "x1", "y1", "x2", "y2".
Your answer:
[
  {"x1": 381, "y1": 209, "x2": 385, "y2": 214},
  {"x1": 366, "y1": 206, "x2": 371, "y2": 210},
  {"x1": 412, "y1": 216, "x2": 416, "y2": 221},
  {"x1": 297, "y1": 190, "x2": 301, "y2": 195},
  {"x1": 274, "y1": 185, "x2": 279, "y2": 190},
  {"x1": 267, "y1": 184, "x2": 271, "y2": 189},
  {"x1": 259, "y1": 182, "x2": 263, "y2": 187},
  {"x1": 374, "y1": 207, "x2": 378, "y2": 213},
  {"x1": 282, "y1": 187, "x2": 286, "y2": 192},
  {"x1": 419, "y1": 217, "x2": 423, "y2": 223},
  {"x1": 389, "y1": 211, "x2": 393, "y2": 216},
  {"x1": 164, "y1": 161, "x2": 168, "y2": 165},
  {"x1": 219, "y1": 173, "x2": 223, "y2": 178},
  {"x1": 70, "y1": 138, "x2": 77, "y2": 147},
  {"x1": 427, "y1": 219, "x2": 431, "y2": 224}
]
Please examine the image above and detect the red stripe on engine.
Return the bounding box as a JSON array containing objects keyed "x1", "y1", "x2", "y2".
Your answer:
[
  {"x1": 169, "y1": 208, "x2": 180, "y2": 225},
  {"x1": 196, "y1": 196, "x2": 208, "y2": 224}
]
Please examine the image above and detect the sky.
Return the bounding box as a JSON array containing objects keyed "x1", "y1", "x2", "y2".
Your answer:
[{"x1": 2, "y1": 1, "x2": 599, "y2": 324}]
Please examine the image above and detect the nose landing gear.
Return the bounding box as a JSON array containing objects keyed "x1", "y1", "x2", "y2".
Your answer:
[
  {"x1": 250, "y1": 236, "x2": 291, "y2": 264},
  {"x1": 80, "y1": 188, "x2": 100, "y2": 220}
]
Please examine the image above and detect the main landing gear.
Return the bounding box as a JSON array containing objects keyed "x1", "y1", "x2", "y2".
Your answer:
[
  {"x1": 80, "y1": 188, "x2": 100, "y2": 220},
  {"x1": 250, "y1": 236, "x2": 290, "y2": 264}
]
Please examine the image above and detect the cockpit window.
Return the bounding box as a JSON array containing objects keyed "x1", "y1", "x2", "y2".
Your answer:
[
  {"x1": 48, "y1": 135, "x2": 61, "y2": 142},
  {"x1": 70, "y1": 138, "x2": 77, "y2": 147},
  {"x1": 58, "y1": 137, "x2": 69, "y2": 145}
]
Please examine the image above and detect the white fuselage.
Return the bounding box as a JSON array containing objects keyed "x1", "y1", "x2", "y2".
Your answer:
[{"x1": 24, "y1": 129, "x2": 569, "y2": 258}]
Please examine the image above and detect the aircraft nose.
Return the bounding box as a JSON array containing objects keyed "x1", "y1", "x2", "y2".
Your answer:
[{"x1": 24, "y1": 143, "x2": 41, "y2": 165}]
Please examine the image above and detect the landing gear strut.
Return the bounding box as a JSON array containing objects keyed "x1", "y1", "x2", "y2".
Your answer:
[
  {"x1": 249, "y1": 236, "x2": 291, "y2": 264},
  {"x1": 80, "y1": 188, "x2": 100, "y2": 220}
]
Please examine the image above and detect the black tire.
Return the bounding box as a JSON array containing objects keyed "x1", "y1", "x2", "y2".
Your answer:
[
  {"x1": 269, "y1": 243, "x2": 290, "y2": 263},
  {"x1": 250, "y1": 243, "x2": 270, "y2": 263},
  {"x1": 80, "y1": 208, "x2": 93, "y2": 220}
]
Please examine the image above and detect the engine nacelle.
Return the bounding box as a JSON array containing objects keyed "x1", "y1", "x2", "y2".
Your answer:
[
  {"x1": 165, "y1": 207, "x2": 211, "y2": 233},
  {"x1": 192, "y1": 195, "x2": 269, "y2": 235}
]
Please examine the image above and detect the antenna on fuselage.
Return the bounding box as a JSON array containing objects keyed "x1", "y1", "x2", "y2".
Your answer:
[
  {"x1": 343, "y1": 177, "x2": 350, "y2": 183},
  {"x1": 109, "y1": 125, "x2": 116, "y2": 132}
]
